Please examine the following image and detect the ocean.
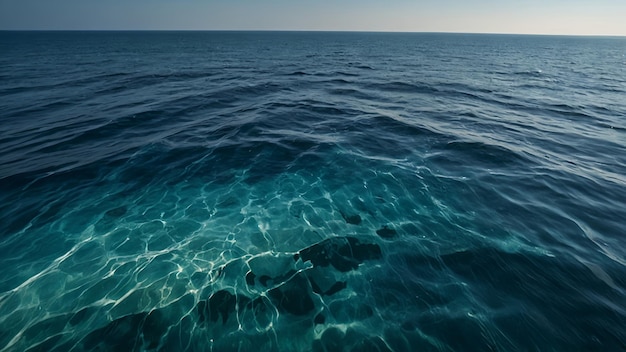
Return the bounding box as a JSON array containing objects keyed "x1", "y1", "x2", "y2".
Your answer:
[{"x1": 0, "y1": 31, "x2": 625, "y2": 351}]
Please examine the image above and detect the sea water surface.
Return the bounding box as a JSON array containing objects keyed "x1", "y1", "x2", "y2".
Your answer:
[{"x1": 1, "y1": 31, "x2": 625, "y2": 351}]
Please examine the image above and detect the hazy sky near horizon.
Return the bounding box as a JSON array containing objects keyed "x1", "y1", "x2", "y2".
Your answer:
[{"x1": 1, "y1": 0, "x2": 625, "y2": 36}]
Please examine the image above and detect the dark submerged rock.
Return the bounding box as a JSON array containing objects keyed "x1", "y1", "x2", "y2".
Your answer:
[
  {"x1": 310, "y1": 278, "x2": 347, "y2": 296},
  {"x1": 376, "y1": 225, "x2": 397, "y2": 239},
  {"x1": 324, "y1": 281, "x2": 348, "y2": 296},
  {"x1": 295, "y1": 236, "x2": 382, "y2": 272},
  {"x1": 341, "y1": 211, "x2": 362, "y2": 225},
  {"x1": 313, "y1": 327, "x2": 345, "y2": 352},
  {"x1": 80, "y1": 310, "x2": 166, "y2": 351},
  {"x1": 69, "y1": 307, "x2": 96, "y2": 326},
  {"x1": 259, "y1": 275, "x2": 272, "y2": 286},
  {"x1": 245, "y1": 271, "x2": 256, "y2": 286},
  {"x1": 350, "y1": 336, "x2": 393, "y2": 352},
  {"x1": 268, "y1": 273, "x2": 315, "y2": 316},
  {"x1": 105, "y1": 206, "x2": 127, "y2": 217},
  {"x1": 75, "y1": 235, "x2": 384, "y2": 350},
  {"x1": 238, "y1": 296, "x2": 275, "y2": 329},
  {"x1": 197, "y1": 290, "x2": 237, "y2": 324},
  {"x1": 248, "y1": 269, "x2": 297, "y2": 288}
]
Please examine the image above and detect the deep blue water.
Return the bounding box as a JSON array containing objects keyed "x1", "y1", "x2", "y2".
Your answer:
[{"x1": 1, "y1": 31, "x2": 626, "y2": 351}]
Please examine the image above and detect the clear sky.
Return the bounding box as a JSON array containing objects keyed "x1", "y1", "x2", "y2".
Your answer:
[{"x1": 1, "y1": 0, "x2": 625, "y2": 36}]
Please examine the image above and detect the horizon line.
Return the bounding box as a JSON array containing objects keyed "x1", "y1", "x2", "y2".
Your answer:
[{"x1": 1, "y1": 29, "x2": 625, "y2": 38}]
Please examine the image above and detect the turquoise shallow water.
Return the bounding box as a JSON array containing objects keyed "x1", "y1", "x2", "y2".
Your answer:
[{"x1": 1, "y1": 31, "x2": 626, "y2": 351}]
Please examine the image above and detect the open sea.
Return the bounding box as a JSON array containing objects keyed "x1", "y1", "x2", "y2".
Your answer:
[{"x1": 1, "y1": 31, "x2": 626, "y2": 351}]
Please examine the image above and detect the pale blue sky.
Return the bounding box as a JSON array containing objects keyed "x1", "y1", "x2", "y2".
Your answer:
[{"x1": 1, "y1": 0, "x2": 625, "y2": 35}]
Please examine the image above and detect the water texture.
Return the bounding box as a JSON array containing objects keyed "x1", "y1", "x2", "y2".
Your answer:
[{"x1": 1, "y1": 31, "x2": 625, "y2": 351}]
